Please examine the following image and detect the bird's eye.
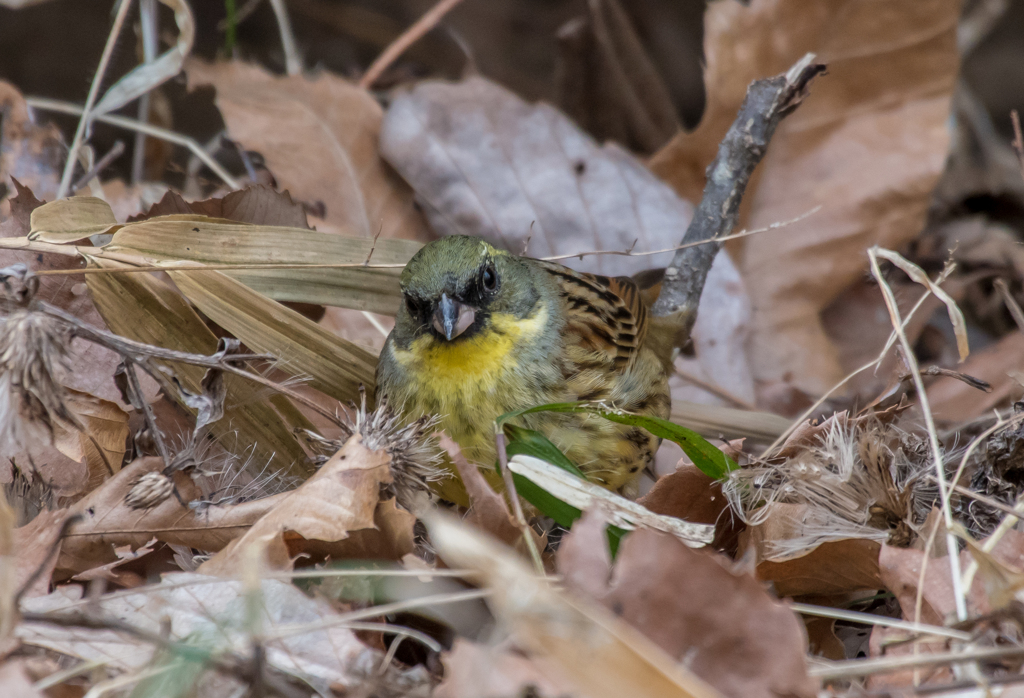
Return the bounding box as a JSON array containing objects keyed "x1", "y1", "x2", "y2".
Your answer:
[
  {"x1": 405, "y1": 296, "x2": 420, "y2": 316},
  {"x1": 482, "y1": 265, "x2": 497, "y2": 291}
]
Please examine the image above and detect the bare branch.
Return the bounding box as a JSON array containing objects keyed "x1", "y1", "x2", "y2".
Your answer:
[{"x1": 651, "y1": 53, "x2": 826, "y2": 347}]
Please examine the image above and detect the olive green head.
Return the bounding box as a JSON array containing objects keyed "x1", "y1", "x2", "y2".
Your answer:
[{"x1": 396, "y1": 235, "x2": 542, "y2": 344}]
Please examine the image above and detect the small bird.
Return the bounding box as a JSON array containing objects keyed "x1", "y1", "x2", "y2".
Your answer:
[{"x1": 376, "y1": 235, "x2": 673, "y2": 504}]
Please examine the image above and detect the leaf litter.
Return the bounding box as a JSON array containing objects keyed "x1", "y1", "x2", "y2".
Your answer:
[{"x1": 3, "y1": 1, "x2": 1024, "y2": 696}]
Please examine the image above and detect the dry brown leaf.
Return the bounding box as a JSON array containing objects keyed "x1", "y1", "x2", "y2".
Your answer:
[
  {"x1": 427, "y1": 511, "x2": 724, "y2": 698},
  {"x1": 0, "y1": 81, "x2": 63, "y2": 202},
  {"x1": 638, "y1": 463, "x2": 743, "y2": 553},
  {"x1": 185, "y1": 59, "x2": 430, "y2": 241},
  {"x1": 650, "y1": 0, "x2": 961, "y2": 400},
  {"x1": 438, "y1": 432, "x2": 520, "y2": 548},
  {"x1": 928, "y1": 332, "x2": 1024, "y2": 424},
  {"x1": 130, "y1": 185, "x2": 310, "y2": 229},
  {"x1": 52, "y1": 388, "x2": 129, "y2": 494},
  {"x1": 380, "y1": 75, "x2": 692, "y2": 278},
  {"x1": 756, "y1": 538, "x2": 884, "y2": 598},
  {"x1": 0, "y1": 178, "x2": 44, "y2": 238},
  {"x1": 18, "y1": 572, "x2": 389, "y2": 691},
  {"x1": 72, "y1": 538, "x2": 157, "y2": 587},
  {"x1": 558, "y1": 519, "x2": 817, "y2": 698},
  {"x1": 0, "y1": 661, "x2": 43, "y2": 698},
  {"x1": 12, "y1": 508, "x2": 67, "y2": 598},
  {"x1": 198, "y1": 434, "x2": 414, "y2": 576},
  {"x1": 56, "y1": 457, "x2": 278, "y2": 578},
  {"x1": 28, "y1": 196, "x2": 120, "y2": 243},
  {"x1": 435, "y1": 638, "x2": 578, "y2": 698},
  {"x1": 86, "y1": 259, "x2": 312, "y2": 478}
]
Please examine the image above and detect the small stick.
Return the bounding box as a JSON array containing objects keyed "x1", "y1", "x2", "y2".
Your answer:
[
  {"x1": 1011, "y1": 109, "x2": 1024, "y2": 179},
  {"x1": 994, "y1": 278, "x2": 1024, "y2": 333},
  {"x1": 125, "y1": 359, "x2": 172, "y2": 468},
  {"x1": 29, "y1": 97, "x2": 240, "y2": 189},
  {"x1": 359, "y1": 0, "x2": 467, "y2": 89},
  {"x1": 131, "y1": 0, "x2": 159, "y2": 184},
  {"x1": 71, "y1": 140, "x2": 125, "y2": 192},
  {"x1": 56, "y1": 0, "x2": 136, "y2": 199},
  {"x1": 267, "y1": 0, "x2": 301, "y2": 76},
  {"x1": 651, "y1": 53, "x2": 826, "y2": 349},
  {"x1": 869, "y1": 247, "x2": 967, "y2": 622},
  {"x1": 809, "y1": 643, "x2": 1024, "y2": 680},
  {"x1": 495, "y1": 428, "x2": 545, "y2": 575},
  {"x1": 34, "y1": 261, "x2": 406, "y2": 277}
]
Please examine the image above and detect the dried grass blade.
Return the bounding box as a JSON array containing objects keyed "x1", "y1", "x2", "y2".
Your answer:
[
  {"x1": 86, "y1": 258, "x2": 312, "y2": 478},
  {"x1": 167, "y1": 267, "x2": 377, "y2": 401},
  {"x1": 109, "y1": 218, "x2": 420, "y2": 314},
  {"x1": 874, "y1": 248, "x2": 969, "y2": 362},
  {"x1": 91, "y1": 0, "x2": 195, "y2": 117}
]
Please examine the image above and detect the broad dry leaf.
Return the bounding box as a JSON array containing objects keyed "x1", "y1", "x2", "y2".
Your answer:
[
  {"x1": 426, "y1": 511, "x2": 724, "y2": 698},
  {"x1": 558, "y1": 518, "x2": 818, "y2": 698},
  {"x1": 0, "y1": 81, "x2": 63, "y2": 201},
  {"x1": 56, "y1": 457, "x2": 279, "y2": 576},
  {"x1": 435, "y1": 638, "x2": 578, "y2": 698},
  {"x1": 439, "y1": 433, "x2": 520, "y2": 548},
  {"x1": 131, "y1": 186, "x2": 310, "y2": 228},
  {"x1": 649, "y1": 0, "x2": 961, "y2": 399},
  {"x1": 185, "y1": 59, "x2": 430, "y2": 241},
  {"x1": 928, "y1": 332, "x2": 1024, "y2": 424},
  {"x1": 53, "y1": 388, "x2": 129, "y2": 493},
  {"x1": 167, "y1": 266, "x2": 378, "y2": 400},
  {"x1": 0, "y1": 662, "x2": 43, "y2": 698},
  {"x1": 85, "y1": 261, "x2": 312, "y2": 479},
  {"x1": 18, "y1": 572, "x2": 385, "y2": 691},
  {"x1": 28, "y1": 196, "x2": 120, "y2": 242},
  {"x1": 756, "y1": 538, "x2": 884, "y2": 598},
  {"x1": 199, "y1": 434, "x2": 415, "y2": 575},
  {"x1": 108, "y1": 215, "x2": 419, "y2": 315},
  {"x1": 379, "y1": 75, "x2": 692, "y2": 278},
  {"x1": 12, "y1": 508, "x2": 67, "y2": 598}
]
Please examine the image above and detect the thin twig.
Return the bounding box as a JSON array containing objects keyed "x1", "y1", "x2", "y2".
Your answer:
[
  {"x1": 673, "y1": 366, "x2": 759, "y2": 411},
  {"x1": 809, "y1": 644, "x2": 1024, "y2": 680},
  {"x1": 37, "y1": 299, "x2": 347, "y2": 427},
  {"x1": 539, "y1": 207, "x2": 820, "y2": 263},
  {"x1": 29, "y1": 97, "x2": 240, "y2": 189},
  {"x1": 789, "y1": 602, "x2": 970, "y2": 641},
  {"x1": 760, "y1": 268, "x2": 952, "y2": 459},
  {"x1": 994, "y1": 277, "x2": 1024, "y2": 333},
  {"x1": 650, "y1": 53, "x2": 826, "y2": 348},
  {"x1": 1011, "y1": 109, "x2": 1024, "y2": 180},
  {"x1": 131, "y1": 0, "x2": 159, "y2": 185},
  {"x1": 359, "y1": 0, "x2": 468, "y2": 89},
  {"x1": 34, "y1": 261, "x2": 405, "y2": 276},
  {"x1": 71, "y1": 140, "x2": 125, "y2": 192},
  {"x1": 264, "y1": 588, "x2": 491, "y2": 641},
  {"x1": 495, "y1": 428, "x2": 545, "y2": 575},
  {"x1": 869, "y1": 247, "x2": 967, "y2": 622},
  {"x1": 267, "y1": 0, "x2": 301, "y2": 76},
  {"x1": 56, "y1": 0, "x2": 136, "y2": 199},
  {"x1": 20, "y1": 610, "x2": 304, "y2": 698},
  {"x1": 126, "y1": 358, "x2": 172, "y2": 468}
]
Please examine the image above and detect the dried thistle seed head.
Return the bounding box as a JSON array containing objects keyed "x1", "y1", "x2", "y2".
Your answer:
[
  {"x1": 0, "y1": 263, "x2": 39, "y2": 309},
  {"x1": 0, "y1": 305, "x2": 78, "y2": 457},
  {"x1": 126, "y1": 471, "x2": 174, "y2": 510},
  {"x1": 357, "y1": 397, "x2": 447, "y2": 510}
]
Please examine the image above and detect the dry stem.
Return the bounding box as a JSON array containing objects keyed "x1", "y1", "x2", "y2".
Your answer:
[{"x1": 650, "y1": 53, "x2": 826, "y2": 347}]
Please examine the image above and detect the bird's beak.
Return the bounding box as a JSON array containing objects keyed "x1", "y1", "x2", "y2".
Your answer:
[{"x1": 432, "y1": 293, "x2": 476, "y2": 341}]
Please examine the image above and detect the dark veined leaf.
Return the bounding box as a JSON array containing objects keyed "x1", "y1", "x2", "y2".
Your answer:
[{"x1": 498, "y1": 402, "x2": 738, "y2": 480}]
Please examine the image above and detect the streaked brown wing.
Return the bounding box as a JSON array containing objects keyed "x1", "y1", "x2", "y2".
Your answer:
[{"x1": 534, "y1": 260, "x2": 648, "y2": 372}]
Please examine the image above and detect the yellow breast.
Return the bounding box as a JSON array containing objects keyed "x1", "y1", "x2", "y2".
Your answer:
[{"x1": 391, "y1": 305, "x2": 548, "y2": 414}]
